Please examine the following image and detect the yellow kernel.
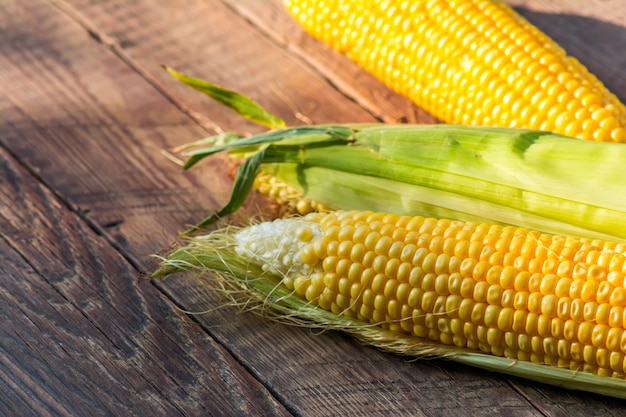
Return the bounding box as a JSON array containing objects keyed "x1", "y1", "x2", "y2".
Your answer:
[
  {"x1": 362, "y1": 251, "x2": 376, "y2": 268},
  {"x1": 487, "y1": 285, "x2": 503, "y2": 305},
  {"x1": 435, "y1": 254, "x2": 451, "y2": 275},
  {"x1": 372, "y1": 255, "x2": 389, "y2": 274},
  {"x1": 338, "y1": 276, "x2": 352, "y2": 295},
  {"x1": 335, "y1": 259, "x2": 351, "y2": 277},
  {"x1": 374, "y1": 294, "x2": 388, "y2": 314},
  {"x1": 422, "y1": 252, "x2": 438, "y2": 273},
  {"x1": 484, "y1": 305, "x2": 501, "y2": 328},
  {"x1": 374, "y1": 236, "x2": 393, "y2": 256},
  {"x1": 557, "y1": 339, "x2": 571, "y2": 360},
  {"x1": 611, "y1": 127, "x2": 626, "y2": 142},
  {"x1": 518, "y1": 334, "x2": 532, "y2": 352},
  {"x1": 541, "y1": 294, "x2": 558, "y2": 318},
  {"x1": 337, "y1": 240, "x2": 353, "y2": 258},
  {"x1": 353, "y1": 225, "x2": 370, "y2": 243},
  {"x1": 347, "y1": 263, "x2": 365, "y2": 282},
  {"x1": 611, "y1": 287, "x2": 626, "y2": 306},
  {"x1": 514, "y1": 271, "x2": 531, "y2": 291},
  {"x1": 371, "y1": 273, "x2": 388, "y2": 294},
  {"x1": 609, "y1": 306, "x2": 624, "y2": 328},
  {"x1": 608, "y1": 270, "x2": 625, "y2": 286},
  {"x1": 569, "y1": 279, "x2": 585, "y2": 298},
  {"x1": 473, "y1": 260, "x2": 490, "y2": 281},
  {"x1": 407, "y1": 287, "x2": 424, "y2": 308},
  {"x1": 537, "y1": 314, "x2": 551, "y2": 337},
  {"x1": 383, "y1": 279, "x2": 399, "y2": 299},
  {"x1": 460, "y1": 257, "x2": 479, "y2": 276},
  {"x1": 513, "y1": 291, "x2": 529, "y2": 310},
  {"x1": 349, "y1": 243, "x2": 366, "y2": 263},
  {"x1": 592, "y1": 324, "x2": 610, "y2": 348},
  {"x1": 485, "y1": 265, "x2": 503, "y2": 285},
  {"x1": 551, "y1": 317, "x2": 565, "y2": 339},
  {"x1": 512, "y1": 310, "x2": 528, "y2": 333},
  {"x1": 528, "y1": 292, "x2": 543, "y2": 313},
  {"x1": 458, "y1": 298, "x2": 474, "y2": 322},
  {"x1": 471, "y1": 302, "x2": 487, "y2": 324},
  {"x1": 408, "y1": 267, "x2": 425, "y2": 288},
  {"x1": 300, "y1": 244, "x2": 318, "y2": 266},
  {"x1": 396, "y1": 262, "x2": 414, "y2": 283},
  {"x1": 446, "y1": 295, "x2": 462, "y2": 317},
  {"x1": 421, "y1": 291, "x2": 438, "y2": 312},
  {"x1": 326, "y1": 241, "x2": 339, "y2": 257},
  {"x1": 435, "y1": 274, "x2": 451, "y2": 296},
  {"x1": 360, "y1": 267, "x2": 376, "y2": 287},
  {"x1": 350, "y1": 282, "x2": 364, "y2": 300},
  {"x1": 557, "y1": 297, "x2": 571, "y2": 319},
  {"x1": 473, "y1": 281, "x2": 489, "y2": 303},
  {"x1": 539, "y1": 274, "x2": 558, "y2": 294},
  {"x1": 497, "y1": 307, "x2": 514, "y2": 332},
  {"x1": 581, "y1": 280, "x2": 600, "y2": 302},
  {"x1": 578, "y1": 322, "x2": 595, "y2": 344},
  {"x1": 607, "y1": 328, "x2": 623, "y2": 351},
  {"x1": 364, "y1": 231, "x2": 382, "y2": 251},
  {"x1": 400, "y1": 244, "x2": 417, "y2": 263},
  {"x1": 422, "y1": 273, "x2": 436, "y2": 292},
  {"x1": 293, "y1": 276, "x2": 310, "y2": 296},
  {"x1": 555, "y1": 277, "x2": 573, "y2": 298},
  {"x1": 564, "y1": 320, "x2": 578, "y2": 341},
  {"x1": 584, "y1": 345, "x2": 597, "y2": 366},
  {"x1": 385, "y1": 258, "x2": 400, "y2": 278},
  {"x1": 525, "y1": 312, "x2": 539, "y2": 336}
]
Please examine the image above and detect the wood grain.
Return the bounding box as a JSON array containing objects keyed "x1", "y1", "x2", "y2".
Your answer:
[
  {"x1": 2, "y1": 0, "x2": 626, "y2": 415},
  {"x1": 0, "y1": 146, "x2": 291, "y2": 416}
]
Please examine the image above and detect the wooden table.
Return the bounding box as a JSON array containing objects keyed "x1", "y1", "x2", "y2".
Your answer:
[{"x1": 2, "y1": 1, "x2": 626, "y2": 415}]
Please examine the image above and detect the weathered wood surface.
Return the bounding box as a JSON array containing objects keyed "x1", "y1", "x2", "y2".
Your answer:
[{"x1": 1, "y1": 0, "x2": 626, "y2": 415}]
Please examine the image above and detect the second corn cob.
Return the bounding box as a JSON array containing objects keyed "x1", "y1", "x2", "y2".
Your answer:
[
  {"x1": 283, "y1": 0, "x2": 626, "y2": 142},
  {"x1": 154, "y1": 209, "x2": 626, "y2": 398}
]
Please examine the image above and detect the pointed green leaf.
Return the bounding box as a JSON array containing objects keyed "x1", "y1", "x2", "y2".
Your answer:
[
  {"x1": 184, "y1": 149, "x2": 266, "y2": 234},
  {"x1": 164, "y1": 66, "x2": 286, "y2": 129},
  {"x1": 182, "y1": 125, "x2": 354, "y2": 169}
]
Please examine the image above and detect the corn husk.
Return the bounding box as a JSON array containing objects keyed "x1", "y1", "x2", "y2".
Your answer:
[
  {"x1": 153, "y1": 225, "x2": 626, "y2": 399},
  {"x1": 165, "y1": 68, "x2": 626, "y2": 241}
]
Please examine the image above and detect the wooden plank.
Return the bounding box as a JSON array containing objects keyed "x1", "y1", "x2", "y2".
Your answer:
[
  {"x1": 2, "y1": 0, "x2": 626, "y2": 415},
  {"x1": 0, "y1": 147, "x2": 291, "y2": 416},
  {"x1": 0, "y1": 2, "x2": 288, "y2": 416}
]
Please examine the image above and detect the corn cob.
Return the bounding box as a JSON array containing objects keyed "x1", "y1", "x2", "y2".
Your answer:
[
  {"x1": 181, "y1": 123, "x2": 626, "y2": 242},
  {"x1": 283, "y1": 0, "x2": 626, "y2": 142},
  {"x1": 155, "y1": 209, "x2": 626, "y2": 397}
]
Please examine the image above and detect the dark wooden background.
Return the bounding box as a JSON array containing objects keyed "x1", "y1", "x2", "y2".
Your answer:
[{"x1": 2, "y1": 1, "x2": 626, "y2": 415}]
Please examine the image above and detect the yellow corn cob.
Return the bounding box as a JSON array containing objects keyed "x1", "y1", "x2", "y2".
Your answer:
[
  {"x1": 156, "y1": 209, "x2": 626, "y2": 390},
  {"x1": 283, "y1": 0, "x2": 626, "y2": 142},
  {"x1": 254, "y1": 170, "x2": 328, "y2": 215}
]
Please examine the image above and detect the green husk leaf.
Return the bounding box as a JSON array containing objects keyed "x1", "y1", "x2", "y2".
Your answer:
[
  {"x1": 224, "y1": 124, "x2": 626, "y2": 241},
  {"x1": 261, "y1": 163, "x2": 616, "y2": 241},
  {"x1": 173, "y1": 132, "x2": 243, "y2": 153},
  {"x1": 164, "y1": 65, "x2": 286, "y2": 130},
  {"x1": 176, "y1": 122, "x2": 626, "y2": 241},
  {"x1": 184, "y1": 149, "x2": 265, "y2": 234},
  {"x1": 182, "y1": 125, "x2": 355, "y2": 169},
  {"x1": 153, "y1": 235, "x2": 626, "y2": 399}
]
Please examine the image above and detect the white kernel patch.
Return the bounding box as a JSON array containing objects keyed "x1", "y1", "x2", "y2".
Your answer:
[{"x1": 234, "y1": 218, "x2": 322, "y2": 276}]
